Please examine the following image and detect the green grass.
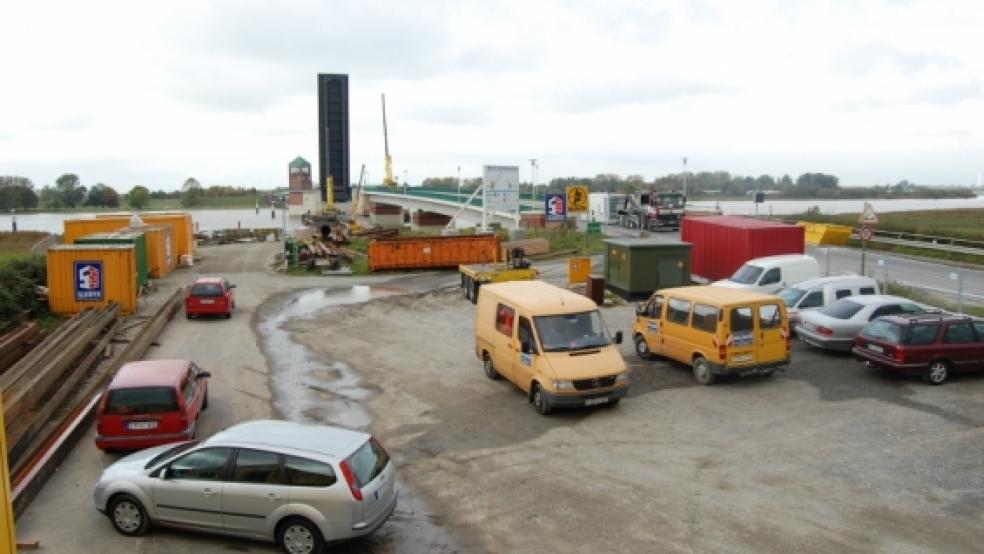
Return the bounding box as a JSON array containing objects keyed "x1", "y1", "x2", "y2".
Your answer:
[
  {"x1": 523, "y1": 226, "x2": 605, "y2": 255},
  {"x1": 886, "y1": 282, "x2": 984, "y2": 317},
  {"x1": 845, "y1": 239, "x2": 984, "y2": 266},
  {"x1": 792, "y1": 208, "x2": 984, "y2": 242}
]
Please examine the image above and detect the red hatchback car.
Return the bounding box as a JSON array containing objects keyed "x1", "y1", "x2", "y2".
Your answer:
[
  {"x1": 185, "y1": 277, "x2": 236, "y2": 319},
  {"x1": 853, "y1": 313, "x2": 984, "y2": 385},
  {"x1": 95, "y1": 359, "x2": 210, "y2": 451}
]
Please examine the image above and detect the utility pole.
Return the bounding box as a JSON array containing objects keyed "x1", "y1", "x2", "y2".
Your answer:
[
  {"x1": 457, "y1": 165, "x2": 462, "y2": 203},
  {"x1": 682, "y1": 157, "x2": 688, "y2": 199},
  {"x1": 529, "y1": 158, "x2": 537, "y2": 199}
]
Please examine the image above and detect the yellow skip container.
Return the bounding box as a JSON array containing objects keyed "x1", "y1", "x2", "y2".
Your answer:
[{"x1": 46, "y1": 244, "x2": 137, "y2": 315}]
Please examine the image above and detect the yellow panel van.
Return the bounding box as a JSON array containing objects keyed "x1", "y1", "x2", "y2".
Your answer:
[
  {"x1": 475, "y1": 281, "x2": 628, "y2": 415},
  {"x1": 632, "y1": 286, "x2": 790, "y2": 385}
]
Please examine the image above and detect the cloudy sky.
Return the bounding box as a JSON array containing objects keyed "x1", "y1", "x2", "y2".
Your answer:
[{"x1": 1, "y1": 0, "x2": 982, "y2": 191}]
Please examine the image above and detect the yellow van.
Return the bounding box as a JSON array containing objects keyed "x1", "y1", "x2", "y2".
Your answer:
[
  {"x1": 475, "y1": 281, "x2": 628, "y2": 415},
  {"x1": 632, "y1": 286, "x2": 790, "y2": 385}
]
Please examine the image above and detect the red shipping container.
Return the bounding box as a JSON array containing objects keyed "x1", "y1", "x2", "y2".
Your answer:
[
  {"x1": 368, "y1": 234, "x2": 501, "y2": 271},
  {"x1": 681, "y1": 215, "x2": 804, "y2": 281}
]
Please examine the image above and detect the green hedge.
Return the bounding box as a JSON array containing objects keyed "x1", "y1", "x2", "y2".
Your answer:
[{"x1": 0, "y1": 254, "x2": 46, "y2": 328}]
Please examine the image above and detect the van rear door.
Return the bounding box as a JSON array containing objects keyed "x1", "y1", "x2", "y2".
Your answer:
[{"x1": 756, "y1": 302, "x2": 786, "y2": 362}]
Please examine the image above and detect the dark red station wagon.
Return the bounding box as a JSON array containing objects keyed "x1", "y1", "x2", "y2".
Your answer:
[
  {"x1": 95, "y1": 359, "x2": 210, "y2": 451},
  {"x1": 853, "y1": 313, "x2": 984, "y2": 385},
  {"x1": 185, "y1": 277, "x2": 236, "y2": 319}
]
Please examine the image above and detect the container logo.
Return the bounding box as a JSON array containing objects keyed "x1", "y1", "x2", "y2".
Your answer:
[
  {"x1": 74, "y1": 260, "x2": 104, "y2": 301},
  {"x1": 545, "y1": 194, "x2": 566, "y2": 222}
]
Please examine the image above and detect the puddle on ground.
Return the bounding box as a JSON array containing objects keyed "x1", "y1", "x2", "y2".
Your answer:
[
  {"x1": 256, "y1": 285, "x2": 467, "y2": 552},
  {"x1": 257, "y1": 285, "x2": 401, "y2": 430}
]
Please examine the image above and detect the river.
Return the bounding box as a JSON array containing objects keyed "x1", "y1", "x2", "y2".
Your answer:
[{"x1": 3, "y1": 196, "x2": 983, "y2": 234}]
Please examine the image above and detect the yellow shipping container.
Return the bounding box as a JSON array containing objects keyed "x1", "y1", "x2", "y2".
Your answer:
[
  {"x1": 46, "y1": 245, "x2": 137, "y2": 315},
  {"x1": 63, "y1": 217, "x2": 132, "y2": 244},
  {"x1": 128, "y1": 225, "x2": 175, "y2": 278},
  {"x1": 99, "y1": 212, "x2": 195, "y2": 260}
]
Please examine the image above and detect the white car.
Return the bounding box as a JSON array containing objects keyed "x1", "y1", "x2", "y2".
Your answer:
[
  {"x1": 796, "y1": 295, "x2": 925, "y2": 351},
  {"x1": 93, "y1": 420, "x2": 397, "y2": 554}
]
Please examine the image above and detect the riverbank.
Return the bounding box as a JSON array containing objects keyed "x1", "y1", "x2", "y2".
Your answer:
[{"x1": 791, "y1": 208, "x2": 984, "y2": 241}]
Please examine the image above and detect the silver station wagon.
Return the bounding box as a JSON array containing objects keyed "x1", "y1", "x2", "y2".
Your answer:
[{"x1": 93, "y1": 420, "x2": 397, "y2": 554}]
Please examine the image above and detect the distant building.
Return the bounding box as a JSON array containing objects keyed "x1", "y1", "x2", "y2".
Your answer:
[{"x1": 287, "y1": 156, "x2": 322, "y2": 216}]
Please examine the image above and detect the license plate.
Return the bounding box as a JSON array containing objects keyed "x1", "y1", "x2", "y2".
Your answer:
[
  {"x1": 584, "y1": 397, "x2": 608, "y2": 406},
  {"x1": 200, "y1": 299, "x2": 214, "y2": 304},
  {"x1": 867, "y1": 343, "x2": 884, "y2": 353},
  {"x1": 732, "y1": 353, "x2": 753, "y2": 363},
  {"x1": 127, "y1": 421, "x2": 158, "y2": 431}
]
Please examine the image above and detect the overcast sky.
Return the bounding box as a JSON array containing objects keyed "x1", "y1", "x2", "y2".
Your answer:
[{"x1": 2, "y1": 0, "x2": 982, "y2": 191}]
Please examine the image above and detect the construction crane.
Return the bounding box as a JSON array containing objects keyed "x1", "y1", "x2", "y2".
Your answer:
[
  {"x1": 381, "y1": 93, "x2": 395, "y2": 187},
  {"x1": 348, "y1": 164, "x2": 366, "y2": 233}
]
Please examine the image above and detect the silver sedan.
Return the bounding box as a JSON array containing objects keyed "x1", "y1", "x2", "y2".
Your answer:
[
  {"x1": 796, "y1": 295, "x2": 926, "y2": 351},
  {"x1": 93, "y1": 420, "x2": 397, "y2": 554}
]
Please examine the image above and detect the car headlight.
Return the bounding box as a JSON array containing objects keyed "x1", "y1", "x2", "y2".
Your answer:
[
  {"x1": 553, "y1": 380, "x2": 574, "y2": 391},
  {"x1": 615, "y1": 372, "x2": 629, "y2": 383}
]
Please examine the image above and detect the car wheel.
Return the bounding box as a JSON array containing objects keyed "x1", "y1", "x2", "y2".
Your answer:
[
  {"x1": 693, "y1": 357, "x2": 715, "y2": 385},
  {"x1": 277, "y1": 517, "x2": 325, "y2": 554},
  {"x1": 483, "y1": 355, "x2": 499, "y2": 380},
  {"x1": 923, "y1": 360, "x2": 949, "y2": 385},
  {"x1": 532, "y1": 384, "x2": 551, "y2": 415},
  {"x1": 109, "y1": 494, "x2": 150, "y2": 537},
  {"x1": 634, "y1": 335, "x2": 654, "y2": 360},
  {"x1": 202, "y1": 389, "x2": 209, "y2": 410}
]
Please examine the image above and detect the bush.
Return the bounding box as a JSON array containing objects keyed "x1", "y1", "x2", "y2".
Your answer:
[{"x1": 0, "y1": 254, "x2": 46, "y2": 328}]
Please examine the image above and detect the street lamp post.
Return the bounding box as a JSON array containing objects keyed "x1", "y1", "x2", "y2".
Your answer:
[
  {"x1": 403, "y1": 170, "x2": 408, "y2": 195},
  {"x1": 457, "y1": 165, "x2": 462, "y2": 203}
]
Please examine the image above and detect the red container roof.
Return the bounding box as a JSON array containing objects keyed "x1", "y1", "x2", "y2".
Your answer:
[{"x1": 685, "y1": 215, "x2": 796, "y2": 229}]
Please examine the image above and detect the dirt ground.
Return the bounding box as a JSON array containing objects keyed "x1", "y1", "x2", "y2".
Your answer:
[
  {"x1": 13, "y1": 240, "x2": 984, "y2": 553},
  {"x1": 292, "y1": 289, "x2": 984, "y2": 554}
]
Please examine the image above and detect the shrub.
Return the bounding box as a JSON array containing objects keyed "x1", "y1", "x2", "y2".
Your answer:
[{"x1": 0, "y1": 254, "x2": 46, "y2": 328}]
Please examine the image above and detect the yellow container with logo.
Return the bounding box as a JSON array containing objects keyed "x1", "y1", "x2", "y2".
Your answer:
[
  {"x1": 567, "y1": 257, "x2": 592, "y2": 284},
  {"x1": 46, "y1": 245, "x2": 137, "y2": 315},
  {"x1": 128, "y1": 225, "x2": 175, "y2": 278}
]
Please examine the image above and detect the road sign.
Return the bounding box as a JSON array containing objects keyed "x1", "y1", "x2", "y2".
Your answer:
[
  {"x1": 545, "y1": 194, "x2": 566, "y2": 222},
  {"x1": 858, "y1": 202, "x2": 878, "y2": 225},
  {"x1": 483, "y1": 165, "x2": 520, "y2": 213},
  {"x1": 860, "y1": 226, "x2": 873, "y2": 241},
  {"x1": 566, "y1": 185, "x2": 589, "y2": 213}
]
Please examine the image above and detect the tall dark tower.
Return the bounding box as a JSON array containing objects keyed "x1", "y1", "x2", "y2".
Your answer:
[{"x1": 317, "y1": 73, "x2": 351, "y2": 202}]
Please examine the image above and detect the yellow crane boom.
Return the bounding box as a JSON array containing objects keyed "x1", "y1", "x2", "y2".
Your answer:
[{"x1": 382, "y1": 93, "x2": 395, "y2": 187}]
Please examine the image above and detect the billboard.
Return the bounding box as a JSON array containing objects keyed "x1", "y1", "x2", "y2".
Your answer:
[
  {"x1": 545, "y1": 193, "x2": 566, "y2": 222},
  {"x1": 74, "y1": 260, "x2": 104, "y2": 301},
  {"x1": 483, "y1": 165, "x2": 520, "y2": 213}
]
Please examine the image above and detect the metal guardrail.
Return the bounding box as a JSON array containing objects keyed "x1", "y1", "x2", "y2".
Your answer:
[{"x1": 868, "y1": 230, "x2": 984, "y2": 252}]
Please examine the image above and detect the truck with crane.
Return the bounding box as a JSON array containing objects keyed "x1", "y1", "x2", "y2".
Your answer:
[{"x1": 617, "y1": 190, "x2": 686, "y2": 231}]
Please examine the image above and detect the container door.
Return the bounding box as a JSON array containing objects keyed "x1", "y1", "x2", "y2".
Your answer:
[
  {"x1": 727, "y1": 306, "x2": 756, "y2": 364},
  {"x1": 756, "y1": 302, "x2": 786, "y2": 362}
]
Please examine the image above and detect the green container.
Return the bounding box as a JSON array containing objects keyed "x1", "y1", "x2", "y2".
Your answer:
[
  {"x1": 75, "y1": 231, "x2": 149, "y2": 289},
  {"x1": 603, "y1": 238, "x2": 692, "y2": 300},
  {"x1": 587, "y1": 222, "x2": 602, "y2": 235}
]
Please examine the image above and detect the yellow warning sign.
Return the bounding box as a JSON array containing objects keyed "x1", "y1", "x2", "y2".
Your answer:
[{"x1": 566, "y1": 185, "x2": 589, "y2": 213}]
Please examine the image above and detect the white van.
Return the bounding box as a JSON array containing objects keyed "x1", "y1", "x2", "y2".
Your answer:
[
  {"x1": 712, "y1": 254, "x2": 820, "y2": 294},
  {"x1": 777, "y1": 274, "x2": 880, "y2": 326}
]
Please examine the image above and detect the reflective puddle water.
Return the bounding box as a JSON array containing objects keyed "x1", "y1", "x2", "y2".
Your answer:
[{"x1": 257, "y1": 285, "x2": 401, "y2": 430}]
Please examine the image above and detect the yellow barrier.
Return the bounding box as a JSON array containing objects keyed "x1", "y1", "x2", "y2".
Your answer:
[
  {"x1": 797, "y1": 222, "x2": 853, "y2": 246},
  {"x1": 1, "y1": 394, "x2": 15, "y2": 554},
  {"x1": 567, "y1": 257, "x2": 592, "y2": 284}
]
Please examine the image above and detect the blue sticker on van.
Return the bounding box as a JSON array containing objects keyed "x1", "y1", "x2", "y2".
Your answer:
[
  {"x1": 731, "y1": 331, "x2": 754, "y2": 346},
  {"x1": 520, "y1": 353, "x2": 532, "y2": 366},
  {"x1": 647, "y1": 321, "x2": 660, "y2": 333}
]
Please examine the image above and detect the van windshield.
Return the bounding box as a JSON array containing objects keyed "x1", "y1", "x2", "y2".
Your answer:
[
  {"x1": 729, "y1": 264, "x2": 763, "y2": 285},
  {"x1": 777, "y1": 287, "x2": 806, "y2": 307},
  {"x1": 534, "y1": 311, "x2": 611, "y2": 352}
]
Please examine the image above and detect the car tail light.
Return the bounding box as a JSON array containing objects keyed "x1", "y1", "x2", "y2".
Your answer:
[
  {"x1": 816, "y1": 326, "x2": 833, "y2": 336},
  {"x1": 893, "y1": 345, "x2": 905, "y2": 363},
  {"x1": 339, "y1": 460, "x2": 363, "y2": 501}
]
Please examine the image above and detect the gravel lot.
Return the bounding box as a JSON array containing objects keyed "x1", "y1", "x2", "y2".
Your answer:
[{"x1": 14, "y1": 241, "x2": 984, "y2": 553}]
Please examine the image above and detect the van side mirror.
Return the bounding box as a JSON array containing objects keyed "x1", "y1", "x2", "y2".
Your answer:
[
  {"x1": 635, "y1": 303, "x2": 645, "y2": 316},
  {"x1": 520, "y1": 340, "x2": 532, "y2": 354},
  {"x1": 158, "y1": 466, "x2": 170, "y2": 480},
  {"x1": 196, "y1": 371, "x2": 211, "y2": 379},
  {"x1": 614, "y1": 331, "x2": 623, "y2": 344}
]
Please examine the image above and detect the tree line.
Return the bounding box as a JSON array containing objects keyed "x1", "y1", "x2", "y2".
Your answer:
[
  {"x1": 0, "y1": 174, "x2": 263, "y2": 211},
  {"x1": 422, "y1": 172, "x2": 976, "y2": 199}
]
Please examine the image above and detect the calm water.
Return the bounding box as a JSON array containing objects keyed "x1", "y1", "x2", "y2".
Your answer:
[
  {"x1": 3, "y1": 208, "x2": 308, "y2": 234},
  {"x1": 4, "y1": 196, "x2": 983, "y2": 234}
]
